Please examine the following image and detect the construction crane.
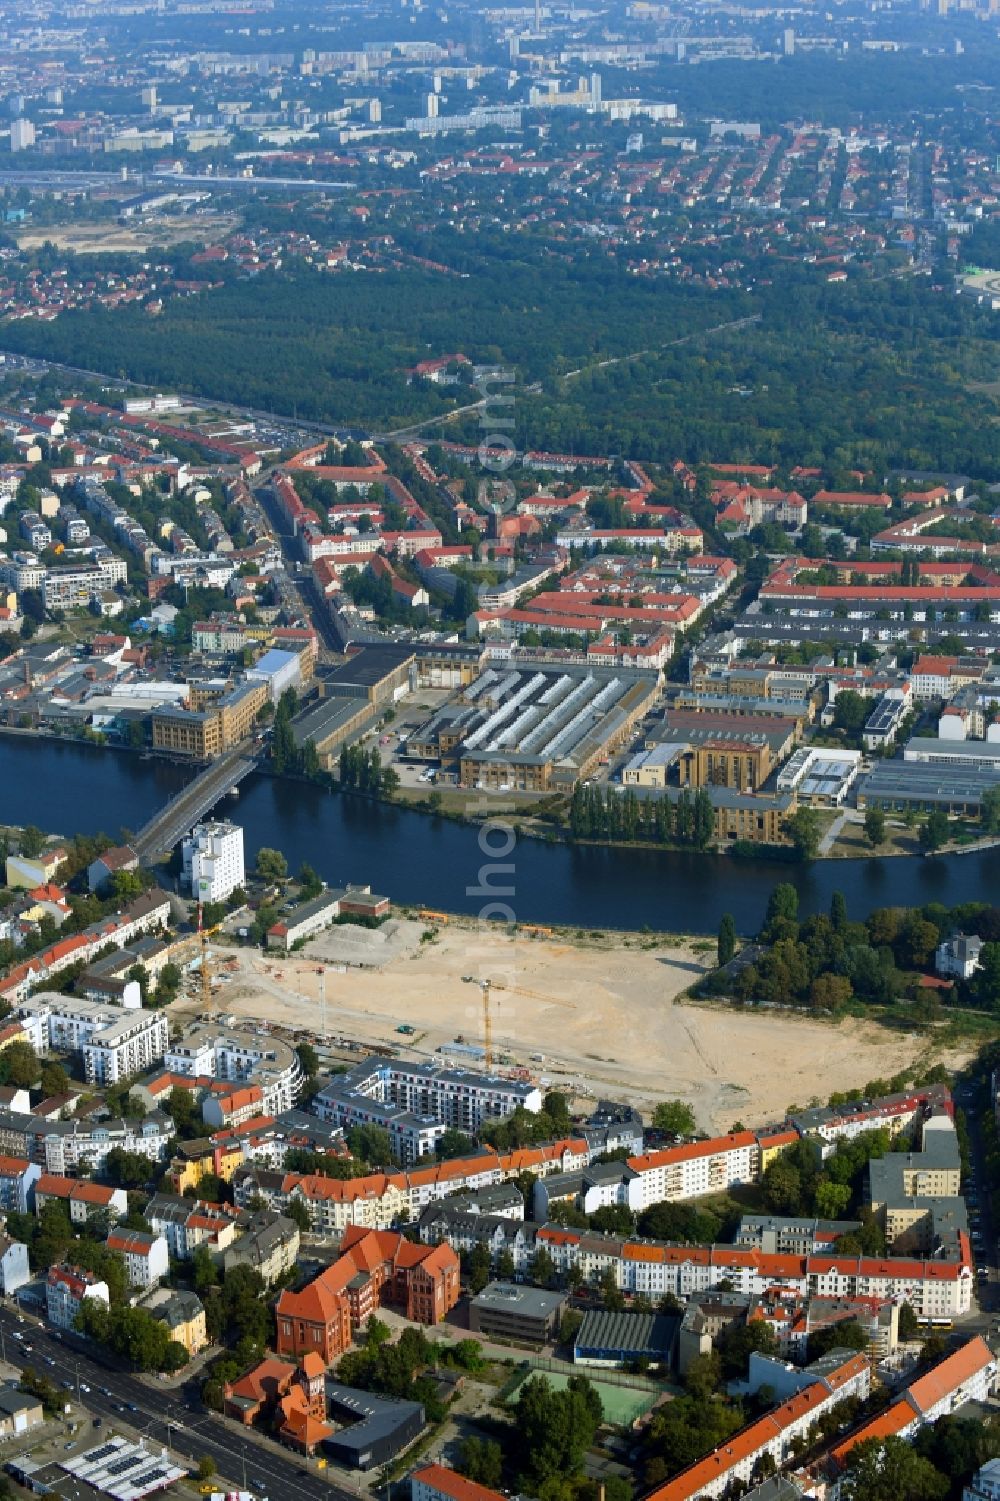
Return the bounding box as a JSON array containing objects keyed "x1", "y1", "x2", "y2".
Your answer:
[
  {"x1": 477, "y1": 979, "x2": 576, "y2": 1070},
  {"x1": 196, "y1": 902, "x2": 223, "y2": 1015},
  {"x1": 477, "y1": 979, "x2": 494, "y2": 1070},
  {"x1": 491, "y1": 981, "x2": 576, "y2": 1010}
]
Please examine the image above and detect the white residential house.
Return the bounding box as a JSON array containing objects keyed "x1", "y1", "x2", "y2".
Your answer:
[{"x1": 936, "y1": 935, "x2": 983, "y2": 981}]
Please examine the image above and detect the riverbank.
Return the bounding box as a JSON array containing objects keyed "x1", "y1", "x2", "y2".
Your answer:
[{"x1": 3, "y1": 735, "x2": 1000, "y2": 934}]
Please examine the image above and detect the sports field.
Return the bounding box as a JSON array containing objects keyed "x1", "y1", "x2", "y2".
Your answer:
[{"x1": 504, "y1": 1366, "x2": 656, "y2": 1426}]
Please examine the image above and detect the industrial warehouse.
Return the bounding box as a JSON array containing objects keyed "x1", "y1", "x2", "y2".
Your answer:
[{"x1": 407, "y1": 664, "x2": 660, "y2": 791}]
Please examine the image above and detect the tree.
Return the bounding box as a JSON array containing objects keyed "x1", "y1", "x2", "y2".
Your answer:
[
  {"x1": 982, "y1": 785, "x2": 1000, "y2": 834},
  {"x1": 864, "y1": 807, "x2": 886, "y2": 849},
  {"x1": 846, "y1": 1436, "x2": 948, "y2": 1501},
  {"x1": 285, "y1": 1198, "x2": 312, "y2": 1234},
  {"x1": 919, "y1": 810, "x2": 949, "y2": 853},
  {"x1": 599, "y1": 1266, "x2": 624, "y2": 1311},
  {"x1": 833, "y1": 690, "x2": 869, "y2": 733},
  {"x1": 458, "y1": 1437, "x2": 503, "y2": 1489},
  {"x1": 512, "y1": 1375, "x2": 602, "y2": 1490},
  {"x1": 807, "y1": 1319, "x2": 870, "y2": 1362},
  {"x1": 18, "y1": 825, "x2": 45, "y2": 858},
  {"x1": 197, "y1": 1457, "x2": 216, "y2": 1482},
  {"x1": 830, "y1": 890, "x2": 848, "y2": 932},
  {"x1": 786, "y1": 806, "x2": 821, "y2": 860},
  {"x1": 255, "y1": 847, "x2": 288, "y2": 883},
  {"x1": 296, "y1": 1042, "x2": 320, "y2": 1079},
  {"x1": 529, "y1": 1247, "x2": 556, "y2": 1287},
  {"x1": 0, "y1": 1040, "x2": 40, "y2": 1089},
  {"x1": 763, "y1": 883, "x2": 799, "y2": 939},
  {"x1": 467, "y1": 1243, "x2": 491, "y2": 1295},
  {"x1": 154, "y1": 962, "x2": 182, "y2": 1006},
  {"x1": 651, "y1": 1100, "x2": 696, "y2": 1138},
  {"x1": 717, "y1": 1318, "x2": 777, "y2": 1380},
  {"x1": 897, "y1": 1302, "x2": 920, "y2": 1341},
  {"x1": 436, "y1": 1127, "x2": 475, "y2": 1160},
  {"x1": 717, "y1": 913, "x2": 736, "y2": 967}
]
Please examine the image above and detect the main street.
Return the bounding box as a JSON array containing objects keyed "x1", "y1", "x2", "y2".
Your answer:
[{"x1": 0, "y1": 1308, "x2": 363, "y2": 1501}]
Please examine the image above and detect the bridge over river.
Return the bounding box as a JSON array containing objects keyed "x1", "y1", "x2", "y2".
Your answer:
[{"x1": 133, "y1": 745, "x2": 258, "y2": 861}]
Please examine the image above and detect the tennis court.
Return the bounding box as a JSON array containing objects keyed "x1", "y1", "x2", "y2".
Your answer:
[{"x1": 503, "y1": 1367, "x2": 656, "y2": 1426}]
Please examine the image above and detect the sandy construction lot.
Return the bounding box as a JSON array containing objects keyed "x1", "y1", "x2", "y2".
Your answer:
[
  {"x1": 16, "y1": 215, "x2": 239, "y2": 254},
  {"x1": 188, "y1": 921, "x2": 968, "y2": 1133}
]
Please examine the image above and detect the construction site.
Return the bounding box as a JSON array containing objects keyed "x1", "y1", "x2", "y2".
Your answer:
[{"x1": 170, "y1": 916, "x2": 964, "y2": 1132}]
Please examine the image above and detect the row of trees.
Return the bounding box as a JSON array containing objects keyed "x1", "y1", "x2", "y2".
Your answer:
[
  {"x1": 338, "y1": 742, "x2": 398, "y2": 795},
  {"x1": 568, "y1": 783, "x2": 715, "y2": 849}
]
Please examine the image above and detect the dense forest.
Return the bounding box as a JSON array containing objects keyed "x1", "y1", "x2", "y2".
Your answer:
[{"x1": 5, "y1": 242, "x2": 1000, "y2": 472}]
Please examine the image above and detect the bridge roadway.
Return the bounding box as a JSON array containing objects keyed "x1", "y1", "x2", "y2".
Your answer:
[{"x1": 133, "y1": 745, "x2": 258, "y2": 862}]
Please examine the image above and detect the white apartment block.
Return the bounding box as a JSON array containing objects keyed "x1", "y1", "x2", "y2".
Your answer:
[
  {"x1": 106, "y1": 1229, "x2": 169, "y2": 1289},
  {"x1": 16, "y1": 995, "x2": 168, "y2": 1086},
  {"x1": 314, "y1": 1058, "x2": 542, "y2": 1148},
  {"x1": 182, "y1": 820, "x2": 245, "y2": 904},
  {"x1": 627, "y1": 1132, "x2": 760, "y2": 1209},
  {"x1": 164, "y1": 1024, "x2": 302, "y2": 1114}
]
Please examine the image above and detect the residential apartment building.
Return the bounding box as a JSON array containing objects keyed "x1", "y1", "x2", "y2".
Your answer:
[
  {"x1": 164, "y1": 1024, "x2": 303, "y2": 1115},
  {"x1": 223, "y1": 1211, "x2": 300, "y2": 1287},
  {"x1": 46, "y1": 1264, "x2": 110, "y2": 1329},
  {"x1": 106, "y1": 1229, "x2": 169, "y2": 1289},
  {"x1": 0, "y1": 1109, "x2": 171, "y2": 1178},
  {"x1": 313, "y1": 1058, "x2": 541, "y2": 1161},
  {"x1": 139, "y1": 1287, "x2": 207, "y2": 1357},
  {"x1": 0, "y1": 1155, "x2": 41, "y2": 1214},
  {"x1": 33, "y1": 1176, "x2": 127, "y2": 1225},
  {"x1": 627, "y1": 1132, "x2": 760, "y2": 1209},
  {"x1": 828, "y1": 1338, "x2": 997, "y2": 1497},
  {"x1": 16, "y1": 993, "x2": 168, "y2": 1086},
  {"x1": 182, "y1": 820, "x2": 245, "y2": 904},
  {"x1": 645, "y1": 1352, "x2": 871, "y2": 1501},
  {"x1": 144, "y1": 1194, "x2": 242, "y2": 1260},
  {"x1": 0, "y1": 1233, "x2": 29, "y2": 1295}
]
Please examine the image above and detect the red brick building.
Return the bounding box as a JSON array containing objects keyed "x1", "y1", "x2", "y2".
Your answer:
[{"x1": 275, "y1": 1228, "x2": 460, "y2": 1365}]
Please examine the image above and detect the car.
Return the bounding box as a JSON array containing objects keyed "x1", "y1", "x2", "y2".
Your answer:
[
  {"x1": 62, "y1": 1382, "x2": 73, "y2": 1391},
  {"x1": 80, "y1": 1384, "x2": 90, "y2": 1393},
  {"x1": 92, "y1": 1417, "x2": 102, "y2": 1427},
  {"x1": 128, "y1": 1404, "x2": 138, "y2": 1413}
]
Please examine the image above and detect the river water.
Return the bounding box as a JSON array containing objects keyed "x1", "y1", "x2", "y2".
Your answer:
[{"x1": 5, "y1": 736, "x2": 998, "y2": 935}]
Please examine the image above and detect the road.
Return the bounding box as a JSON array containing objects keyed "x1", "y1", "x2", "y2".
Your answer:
[
  {"x1": 0, "y1": 1308, "x2": 362, "y2": 1501},
  {"x1": 559, "y1": 313, "x2": 763, "y2": 382},
  {"x1": 954, "y1": 1075, "x2": 998, "y2": 1334}
]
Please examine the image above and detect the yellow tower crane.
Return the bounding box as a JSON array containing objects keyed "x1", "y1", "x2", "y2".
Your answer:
[
  {"x1": 197, "y1": 903, "x2": 223, "y2": 1015},
  {"x1": 477, "y1": 979, "x2": 576, "y2": 1070}
]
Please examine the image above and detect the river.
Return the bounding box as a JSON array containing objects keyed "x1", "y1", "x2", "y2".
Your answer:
[{"x1": 5, "y1": 736, "x2": 999, "y2": 935}]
